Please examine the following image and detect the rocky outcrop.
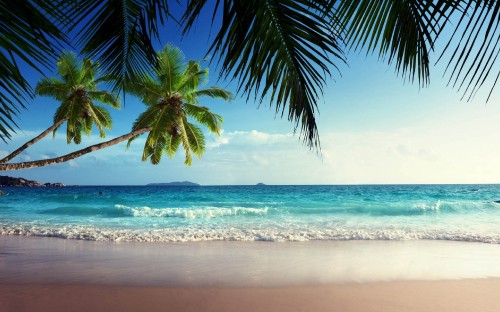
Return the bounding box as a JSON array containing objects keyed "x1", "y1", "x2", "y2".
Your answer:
[
  {"x1": 0, "y1": 175, "x2": 65, "y2": 187},
  {"x1": 44, "y1": 182, "x2": 65, "y2": 187}
]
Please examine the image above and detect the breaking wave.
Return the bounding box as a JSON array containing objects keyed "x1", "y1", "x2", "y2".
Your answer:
[
  {"x1": 2, "y1": 223, "x2": 500, "y2": 244},
  {"x1": 115, "y1": 205, "x2": 269, "y2": 219}
]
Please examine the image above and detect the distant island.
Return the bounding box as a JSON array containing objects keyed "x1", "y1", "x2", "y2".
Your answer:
[
  {"x1": 0, "y1": 175, "x2": 65, "y2": 187},
  {"x1": 256, "y1": 183, "x2": 266, "y2": 186},
  {"x1": 147, "y1": 181, "x2": 200, "y2": 186}
]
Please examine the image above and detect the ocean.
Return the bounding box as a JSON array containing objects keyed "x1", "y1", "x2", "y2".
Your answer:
[{"x1": 1, "y1": 184, "x2": 500, "y2": 243}]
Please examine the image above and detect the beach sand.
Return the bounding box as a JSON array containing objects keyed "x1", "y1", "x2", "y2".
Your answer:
[
  {"x1": 2, "y1": 280, "x2": 500, "y2": 312},
  {"x1": 2, "y1": 236, "x2": 500, "y2": 311}
]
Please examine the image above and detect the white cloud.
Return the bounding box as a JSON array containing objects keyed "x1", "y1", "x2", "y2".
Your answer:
[
  {"x1": 5, "y1": 117, "x2": 499, "y2": 185},
  {"x1": 68, "y1": 160, "x2": 79, "y2": 168}
]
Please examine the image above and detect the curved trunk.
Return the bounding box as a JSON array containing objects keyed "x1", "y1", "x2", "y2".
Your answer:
[
  {"x1": 0, "y1": 118, "x2": 68, "y2": 163},
  {"x1": 0, "y1": 128, "x2": 150, "y2": 171}
]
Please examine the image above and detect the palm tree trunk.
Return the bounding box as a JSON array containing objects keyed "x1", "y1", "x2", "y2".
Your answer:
[
  {"x1": 0, "y1": 118, "x2": 68, "y2": 163},
  {"x1": 0, "y1": 128, "x2": 150, "y2": 171}
]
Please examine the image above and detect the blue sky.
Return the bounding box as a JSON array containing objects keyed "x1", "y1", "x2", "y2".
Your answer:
[{"x1": 1, "y1": 3, "x2": 499, "y2": 185}]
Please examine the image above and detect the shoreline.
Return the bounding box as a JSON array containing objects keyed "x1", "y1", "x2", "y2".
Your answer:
[{"x1": 3, "y1": 235, "x2": 500, "y2": 286}]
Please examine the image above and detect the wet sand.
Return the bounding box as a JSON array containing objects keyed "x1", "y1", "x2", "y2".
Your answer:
[{"x1": 2, "y1": 235, "x2": 500, "y2": 311}]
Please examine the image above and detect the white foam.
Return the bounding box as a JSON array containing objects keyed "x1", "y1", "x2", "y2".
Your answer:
[
  {"x1": 2, "y1": 223, "x2": 500, "y2": 244},
  {"x1": 115, "y1": 205, "x2": 268, "y2": 219}
]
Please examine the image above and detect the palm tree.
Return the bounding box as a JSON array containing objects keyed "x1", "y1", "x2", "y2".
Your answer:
[
  {"x1": 0, "y1": 51, "x2": 119, "y2": 163},
  {"x1": 37, "y1": 51, "x2": 119, "y2": 143},
  {"x1": 127, "y1": 44, "x2": 232, "y2": 165},
  {"x1": 0, "y1": 44, "x2": 231, "y2": 171}
]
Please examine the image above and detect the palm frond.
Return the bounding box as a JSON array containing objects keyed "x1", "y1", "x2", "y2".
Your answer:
[
  {"x1": 336, "y1": 0, "x2": 456, "y2": 86},
  {"x1": 165, "y1": 133, "x2": 182, "y2": 158},
  {"x1": 57, "y1": 52, "x2": 81, "y2": 85},
  {"x1": 0, "y1": 0, "x2": 68, "y2": 141},
  {"x1": 438, "y1": 0, "x2": 500, "y2": 101},
  {"x1": 88, "y1": 91, "x2": 120, "y2": 108},
  {"x1": 73, "y1": 0, "x2": 171, "y2": 90},
  {"x1": 35, "y1": 78, "x2": 69, "y2": 101},
  {"x1": 88, "y1": 105, "x2": 112, "y2": 138},
  {"x1": 147, "y1": 105, "x2": 179, "y2": 146},
  {"x1": 93, "y1": 106, "x2": 113, "y2": 129},
  {"x1": 188, "y1": 86, "x2": 233, "y2": 103},
  {"x1": 80, "y1": 58, "x2": 98, "y2": 88},
  {"x1": 177, "y1": 60, "x2": 208, "y2": 93},
  {"x1": 183, "y1": 0, "x2": 345, "y2": 149},
  {"x1": 126, "y1": 75, "x2": 163, "y2": 105},
  {"x1": 131, "y1": 106, "x2": 161, "y2": 131},
  {"x1": 178, "y1": 118, "x2": 193, "y2": 165},
  {"x1": 83, "y1": 115, "x2": 93, "y2": 135},
  {"x1": 150, "y1": 135, "x2": 167, "y2": 164},
  {"x1": 184, "y1": 103, "x2": 223, "y2": 134},
  {"x1": 53, "y1": 98, "x2": 73, "y2": 126},
  {"x1": 156, "y1": 44, "x2": 186, "y2": 93},
  {"x1": 182, "y1": 119, "x2": 205, "y2": 158},
  {"x1": 73, "y1": 121, "x2": 82, "y2": 144}
]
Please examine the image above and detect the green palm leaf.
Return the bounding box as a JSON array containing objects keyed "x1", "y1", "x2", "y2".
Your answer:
[
  {"x1": 182, "y1": 119, "x2": 205, "y2": 158},
  {"x1": 126, "y1": 76, "x2": 163, "y2": 106},
  {"x1": 57, "y1": 52, "x2": 81, "y2": 85},
  {"x1": 35, "y1": 78, "x2": 69, "y2": 101},
  {"x1": 72, "y1": 0, "x2": 171, "y2": 90},
  {"x1": 88, "y1": 91, "x2": 120, "y2": 109},
  {"x1": 83, "y1": 115, "x2": 93, "y2": 135},
  {"x1": 188, "y1": 87, "x2": 233, "y2": 103},
  {"x1": 336, "y1": 0, "x2": 454, "y2": 86},
  {"x1": 438, "y1": 0, "x2": 500, "y2": 101},
  {"x1": 87, "y1": 105, "x2": 112, "y2": 138},
  {"x1": 184, "y1": 103, "x2": 223, "y2": 134},
  {"x1": 156, "y1": 44, "x2": 186, "y2": 93},
  {"x1": 165, "y1": 133, "x2": 182, "y2": 158},
  {"x1": 178, "y1": 118, "x2": 193, "y2": 166},
  {"x1": 0, "y1": 0, "x2": 68, "y2": 141},
  {"x1": 183, "y1": 0, "x2": 345, "y2": 148},
  {"x1": 177, "y1": 61, "x2": 208, "y2": 93},
  {"x1": 80, "y1": 58, "x2": 98, "y2": 89}
]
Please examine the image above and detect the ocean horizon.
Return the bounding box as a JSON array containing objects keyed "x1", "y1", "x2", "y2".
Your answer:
[{"x1": 1, "y1": 184, "x2": 500, "y2": 244}]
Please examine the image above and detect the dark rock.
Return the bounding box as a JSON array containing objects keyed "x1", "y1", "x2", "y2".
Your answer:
[
  {"x1": 43, "y1": 182, "x2": 65, "y2": 187},
  {"x1": 0, "y1": 175, "x2": 64, "y2": 187}
]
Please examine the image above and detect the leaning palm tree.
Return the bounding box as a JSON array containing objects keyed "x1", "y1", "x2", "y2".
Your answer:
[
  {"x1": 37, "y1": 51, "x2": 119, "y2": 144},
  {"x1": 0, "y1": 44, "x2": 231, "y2": 171},
  {"x1": 0, "y1": 51, "x2": 119, "y2": 163},
  {"x1": 127, "y1": 44, "x2": 232, "y2": 165}
]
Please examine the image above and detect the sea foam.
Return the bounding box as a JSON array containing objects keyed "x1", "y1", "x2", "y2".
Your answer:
[
  {"x1": 115, "y1": 205, "x2": 269, "y2": 218},
  {"x1": 2, "y1": 222, "x2": 500, "y2": 244}
]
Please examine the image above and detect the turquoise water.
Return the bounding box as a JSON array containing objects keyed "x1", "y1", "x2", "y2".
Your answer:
[{"x1": 1, "y1": 184, "x2": 500, "y2": 243}]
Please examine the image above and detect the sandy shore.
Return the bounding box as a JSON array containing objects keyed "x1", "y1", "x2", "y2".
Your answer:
[
  {"x1": 2, "y1": 235, "x2": 500, "y2": 311},
  {"x1": 2, "y1": 280, "x2": 500, "y2": 312}
]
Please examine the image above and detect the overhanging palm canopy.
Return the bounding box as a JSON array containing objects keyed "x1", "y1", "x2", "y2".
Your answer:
[{"x1": 1, "y1": 0, "x2": 498, "y2": 148}]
